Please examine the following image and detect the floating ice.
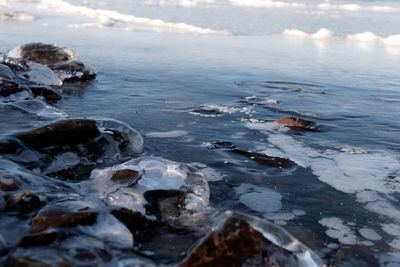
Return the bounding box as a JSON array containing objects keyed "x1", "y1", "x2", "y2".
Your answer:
[
  {"x1": 235, "y1": 183, "x2": 282, "y2": 213},
  {"x1": 319, "y1": 217, "x2": 358, "y2": 245},
  {"x1": 359, "y1": 228, "x2": 381, "y2": 241},
  {"x1": 146, "y1": 130, "x2": 188, "y2": 138},
  {"x1": 190, "y1": 162, "x2": 226, "y2": 182},
  {"x1": 283, "y1": 28, "x2": 400, "y2": 54}
]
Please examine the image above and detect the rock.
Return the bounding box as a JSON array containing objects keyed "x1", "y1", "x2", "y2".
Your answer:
[
  {"x1": 144, "y1": 190, "x2": 186, "y2": 220},
  {"x1": 50, "y1": 60, "x2": 96, "y2": 82},
  {"x1": 32, "y1": 205, "x2": 98, "y2": 233},
  {"x1": 111, "y1": 169, "x2": 140, "y2": 185},
  {"x1": 14, "y1": 119, "x2": 100, "y2": 150},
  {"x1": 29, "y1": 85, "x2": 62, "y2": 102},
  {"x1": 0, "y1": 64, "x2": 17, "y2": 80},
  {"x1": 111, "y1": 208, "x2": 163, "y2": 244},
  {"x1": 181, "y1": 211, "x2": 323, "y2": 267},
  {"x1": 0, "y1": 175, "x2": 21, "y2": 191},
  {"x1": 276, "y1": 117, "x2": 316, "y2": 131},
  {"x1": 5, "y1": 254, "x2": 72, "y2": 267},
  {"x1": 0, "y1": 79, "x2": 28, "y2": 97},
  {"x1": 5, "y1": 192, "x2": 44, "y2": 213},
  {"x1": 18, "y1": 232, "x2": 58, "y2": 248},
  {"x1": 232, "y1": 149, "x2": 295, "y2": 168},
  {"x1": 8, "y1": 43, "x2": 78, "y2": 66}
]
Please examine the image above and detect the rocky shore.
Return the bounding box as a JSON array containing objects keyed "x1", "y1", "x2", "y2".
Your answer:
[{"x1": 0, "y1": 43, "x2": 322, "y2": 266}]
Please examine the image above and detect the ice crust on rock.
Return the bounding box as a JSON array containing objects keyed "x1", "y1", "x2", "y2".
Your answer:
[{"x1": 88, "y1": 157, "x2": 210, "y2": 218}]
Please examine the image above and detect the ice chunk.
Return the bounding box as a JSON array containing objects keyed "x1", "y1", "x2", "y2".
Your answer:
[{"x1": 235, "y1": 183, "x2": 282, "y2": 213}]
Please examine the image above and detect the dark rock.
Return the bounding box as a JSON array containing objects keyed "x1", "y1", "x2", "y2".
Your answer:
[
  {"x1": 276, "y1": 117, "x2": 316, "y2": 131},
  {"x1": 50, "y1": 60, "x2": 96, "y2": 82},
  {"x1": 14, "y1": 119, "x2": 100, "y2": 150},
  {"x1": 111, "y1": 169, "x2": 140, "y2": 185},
  {"x1": 0, "y1": 64, "x2": 17, "y2": 80},
  {"x1": 0, "y1": 174, "x2": 21, "y2": 191},
  {"x1": 144, "y1": 190, "x2": 186, "y2": 220},
  {"x1": 111, "y1": 208, "x2": 163, "y2": 244},
  {"x1": 182, "y1": 216, "x2": 298, "y2": 267},
  {"x1": 5, "y1": 254, "x2": 72, "y2": 267},
  {"x1": 13, "y1": 43, "x2": 78, "y2": 66},
  {"x1": 112, "y1": 208, "x2": 200, "y2": 262},
  {"x1": 32, "y1": 207, "x2": 98, "y2": 233},
  {"x1": 5, "y1": 192, "x2": 44, "y2": 213},
  {"x1": 29, "y1": 85, "x2": 62, "y2": 102},
  {"x1": 232, "y1": 149, "x2": 295, "y2": 168},
  {"x1": 0, "y1": 79, "x2": 28, "y2": 97},
  {"x1": 18, "y1": 232, "x2": 58, "y2": 248}
]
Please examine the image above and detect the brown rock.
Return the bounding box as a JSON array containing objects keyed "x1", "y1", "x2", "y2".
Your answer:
[
  {"x1": 18, "y1": 232, "x2": 58, "y2": 248},
  {"x1": 16, "y1": 43, "x2": 78, "y2": 66},
  {"x1": 111, "y1": 169, "x2": 140, "y2": 185},
  {"x1": 5, "y1": 254, "x2": 71, "y2": 267},
  {"x1": 29, "y1": 85, "x2": 62, "y2": 102},
  {"x1": 0, "y1": 175, "x2": 21, "y2": 191},
  {"x1": 14, "y1": 119, "x2": 100, "y2": 150},
  {"x1": 276, "y1": 117, "x2": 316, "y2": 130},
  {"x1": 232, "y1": 149, "x2": 295, "y2": 168},
  {"x1": 5, "y1": 192, "x2": 44, "y2": 213},
  {"x1": 32, "y1": 207, "x2": 98, "y2": 233},
  {"x1": 181, "y1": 215, "x2": 299, "y2": 267}
]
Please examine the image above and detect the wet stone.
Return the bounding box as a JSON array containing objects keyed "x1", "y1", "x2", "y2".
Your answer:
[
  {"x1": 14, "y1": 119, "x2": 100, "y2": 150},
  {"x1": 0, "y1": 175, "x2": 21, "y2": 191},
  {"x1": 232, "y1": 149, "x2": 295, "y2": 168},
  {"x1": 0, "y1": 79, "x2": 28, "y2": 97},
  {"x1": 5, "y1": 192, "x2": 44, "y2": 213},
  {"x1": 28, "y1": 85, "x2": 62, "y2": 102},
  {"x1": 13, "y1": 43, "x2": 78, "y2": 66},
  {"x1": 181, "y1": 216, "x2": 298, "y2": 267},
  {"x1": 276, "y1": 117, "x2": 316, "y2": 131},
  {"x1": 111, "y1": 169, "x2": 140, "y2": 185},
  {"x1": 144, "y1": 190, "x2": 186, "y2": 220},
  {"x1": 32, "y1": 207, "x2": 98, "y2": 233},
  {"x1": 18, "y1": 231, "x2": 58, "y2": 248},
  {"x1": 5, "y1": 254, "x2": 72, "y2": 267}
]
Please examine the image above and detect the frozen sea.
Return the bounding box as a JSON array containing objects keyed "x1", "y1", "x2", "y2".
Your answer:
[{"x1": 1, "y1": 0, "x2": 400, "y2": 265}]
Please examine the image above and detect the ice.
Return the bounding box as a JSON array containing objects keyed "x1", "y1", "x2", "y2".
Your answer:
[
  {"x1": 190, "y1": 162, "x2": 226, "y2": 182},
  {"x1": 79, "y1": 213, "x2": 133, "y2": 247},
  {"x1": 319, "y1": 217, "x2": 358, "y2": 245},
  {"x1": 235, "y1": 183, "x2": 282, "y2": 213},
  {"x1": 88, "y1": 157, "x2": 210, "y2": 215},
  {"x1": 96, "y1": 118, "x2": 144, "y2": 155},
  {"x1": 146, "y1": 130, "x2": 188, "y2": 138},
  {"x1": 382, "y1": 224, "x2": 400, "y2": 237},
  {"x1": 45, "y1": 152, "x2": 80, "y2": 174},
  {"x1": 38, "y1": 0, "x2": 230, "y2": 35},
  {"x1": 359, "y1": 228, "x2": 381, "y2": 241}
]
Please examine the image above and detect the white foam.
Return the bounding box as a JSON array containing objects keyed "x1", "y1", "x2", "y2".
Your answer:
[
  {"x1": 38, "y1": 0, "x2": 230, "y2": 35},
  {"x1": 235, "y1": 183, "x2": 282, "y2": 213},
  {"x1": 144, "y1": 0, "x2": 216, "y2": 7},
  {"x1": 146, "y1": 130, "x2": 188, "y2": 138},
  {"x1": 319, "y1": 217, "x2": 358, "y2": 245}
]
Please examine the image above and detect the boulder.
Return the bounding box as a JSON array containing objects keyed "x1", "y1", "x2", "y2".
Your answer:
[
  {"x1": 181, "y1": 211, "x2": 323, "y2": 267},
  {"x1": 5, "y1": 192, "x2": 44, "y2": 213},
  {"x1": 276, "y1": 117, "x2": 316, "y2": 131}
]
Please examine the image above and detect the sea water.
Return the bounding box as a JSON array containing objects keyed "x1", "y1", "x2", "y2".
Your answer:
[{"x1": 1, "y1": 0, "x2": 400, "y2": 265}]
